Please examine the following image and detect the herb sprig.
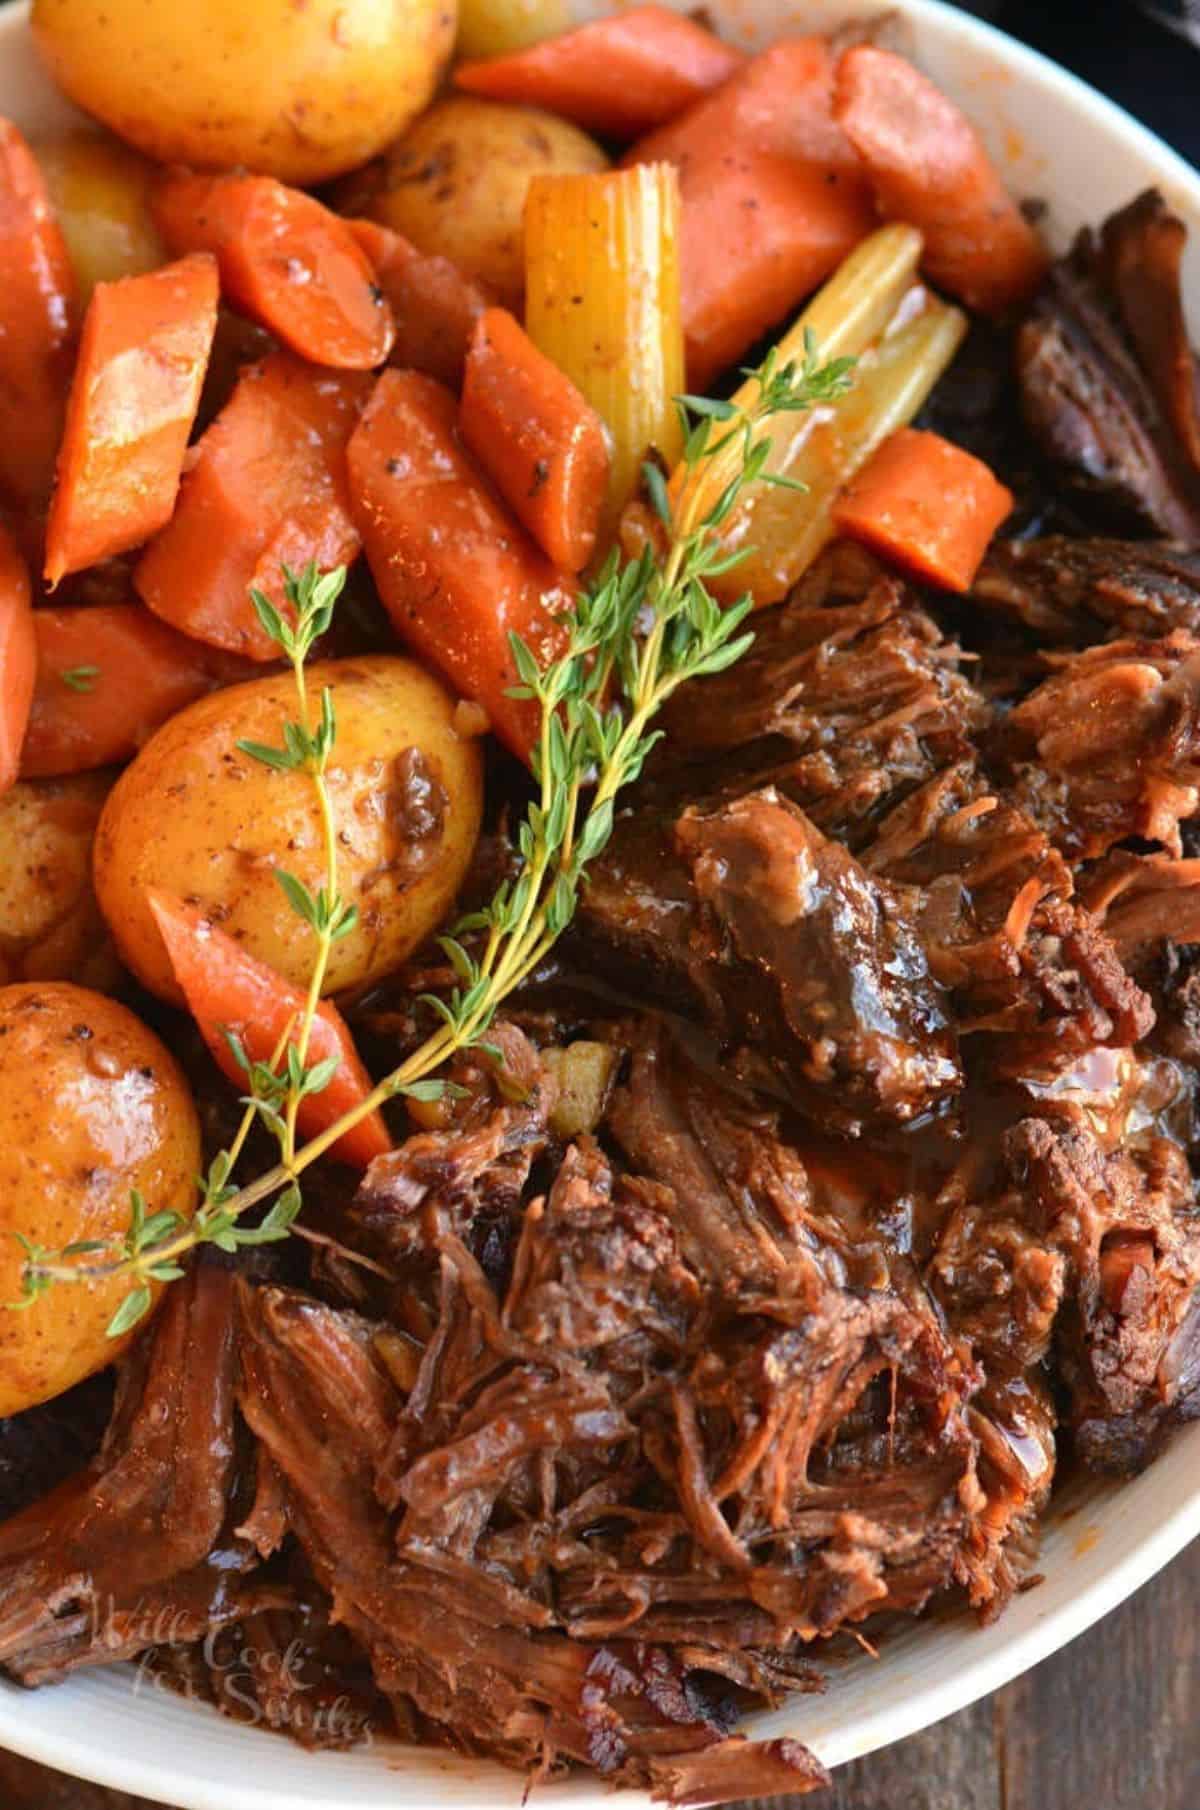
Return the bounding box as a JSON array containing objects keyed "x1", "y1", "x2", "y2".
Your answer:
[{"x1": 14, "y1": 338, "x2": 854, "y2": 1328}]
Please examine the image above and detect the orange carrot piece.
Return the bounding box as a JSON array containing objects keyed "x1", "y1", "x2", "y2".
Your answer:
[
  {"x1": 135, "y1": 354, "x2": 369, "y2": 661},
  {"x1": 43, "y1": 253, "x2": 219, "y2": 588},
  {"x1": 460, "y1": 307, "x2": 610, "y2": 573},
  {"x1": 21, "y1": 602, "x2": 239, "y2": 777},
  {"x1": 0, "y1": 524, "x2": 35, "y2": 792},
  {"x1": 832, "y1": 427, "x2": 1014, "y2": 593},
  {"x1": 347, "y1": 368, "x2": 574, "y2": 761},
  {"x1": 147, "y1": 889, "x2": 391, "y2": 1170},
  {"x1": 626, "y1": 40, "x2": 875, "y2": 389},
  {"x1": 0, "y1": 119, "x2": 77, "y2": 510},
  {"x1": 454, "y1": 5, "x2": 744, "y2": 139},
  {"x1": 154, "y1": 172, "x2": 395, "y2": 371},
  {"x1": 833, "y1": 45, "x2": 1048, "y2": 315},
  {"x1": 348, "y1": 219, "x2": 493, "y2": 390}
]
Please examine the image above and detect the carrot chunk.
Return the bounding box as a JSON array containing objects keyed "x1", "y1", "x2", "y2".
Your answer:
[
  {"x1": 0, "y1": 119, "x2": 77, "y2": 510},
  {"x1": 347, "y1": 369, "x2": 574, "y2": 762},
  {"x1": 348, "y1": 218, "x2": 493, "y2": 391},
  {"x1": 832, "y1": 427, "x2": 1014, "y2": 593},
  {"x1": 833, "y1": 44, "x2": 1049, "y2": 315},
  {"x1": 154, "y1": 171, "x2": 395, "y2": 370},
  {"x1": 455, "y1": 5, "x2": 744, "y2": 139},
  {"x1": 625, "y1": 39, "x2": 875, "y2": 389},
  {"x1": 460, "y1": 307, "x2": 610, "y2": 572},
  {"x1": 43, "y1": 253, "x2": 219, "y2": 587},
  {"x1": 135, "y1": 354, "x2": 369, "y2": 661},
  {"x1": 21, "y1": 601, "x2": 240, "y2": 777},
  {"x1": 0, "y1": 524, "x2": 35, "y2": 792},
  {"x1": 147, "y1": 889, "x2": 392, "y2": 1170}
]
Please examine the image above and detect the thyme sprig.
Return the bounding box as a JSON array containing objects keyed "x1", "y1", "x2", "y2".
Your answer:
[{"x1": 14, "y1": 337, "x2": 854, "y2": 1329}]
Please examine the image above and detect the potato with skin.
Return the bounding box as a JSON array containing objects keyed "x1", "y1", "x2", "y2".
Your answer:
[
  {"x1": 0, "y1": 981, "x2": 200, "y2": 1417},
  {"x1": 0, "y1": 771, "x2": 119, "y2": 991},
  {"x1": 347, "y1": 96, "x2": 608, "y2": 307},
  {"x1": 30, "y1": 0, "x2": 458, "y2": 186},
  {"x1": 32, "y1": 129, "x2": 165, "y2": 303},
  {"x1": 94, "y1": 656, "x2": 483, "y2": 1006}
]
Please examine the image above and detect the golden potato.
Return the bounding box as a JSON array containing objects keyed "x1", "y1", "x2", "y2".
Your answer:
[
  {"x1": 0, "y1": 772, "x2": 120, "y2": 992},
  {"x1": 94, "y1": 656, "x2": 483, "y2": 1006},
  {"x1": 30, "y1": 0, "x2": 457, "y2": 186},
  {"x1": 455, "y1": 0, "x2": 569, "y2": 58},
  {"x1": 351, "y1": 96, "x2": 608, "y2": 306},
  {"x1": 0, "y1": 981, "x2": 201, "y2": 1417},
  {"x1": 31, "y1": 129, "x2": 165, "y2": 303}
]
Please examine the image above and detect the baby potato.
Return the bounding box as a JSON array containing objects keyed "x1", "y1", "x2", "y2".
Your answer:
[
  {"x1": 0, "y1": 772, "x2": 120, "y2": 992},
  {"x1": 32, "y1": 129, "x2": 165, "y2": 303},
  {"x1": 30, "y1": 0, "x2": 457, "y2": 186},
  {"x1": 350, "y1": 96, "x2": 608, "y2": 307},
  {"x1": 94, "y1": 656, "x2": 483, "y2": 1006},
  {"x1": 0, "y1": 981, "x2": 201, "y2": 1417}
]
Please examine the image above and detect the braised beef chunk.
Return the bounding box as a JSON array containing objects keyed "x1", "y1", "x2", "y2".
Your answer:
[
  {"x1": 675, "y1": 790, "x2": 961, "y2": 1129},
  {"x1": 656, "y1": 579, "x2": 988, "y2": 846},
  {"x1": 1017, "y1": 191, "x2": 1200, "y2": 537},
  {"x1": 573, "y1": 803, "x2": 725, "y2": 1026},
  {"x1": 1007, "y1": 1120, "x2": 1200, "y2": 1470},
  {"x1": 0, "y1": 1264, "x2": 267, "y2": 1683},
  {"x1": 974, "y1": 537, "x2": 1200, "y2": 644},
  {"x1": 865, "y1": 764, "x2": 1153, "y2": 1079},
  {"x1": 996, "y1": 634, "x2": 1200, "y2": 858}
]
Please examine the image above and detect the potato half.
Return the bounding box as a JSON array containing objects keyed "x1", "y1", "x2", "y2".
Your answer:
[
  {"x1": 93, "y1": 656, "x2": 483, "y2": 1004},
  {"x1": 0, "y1": 981, "x2": 200, "y2": 1416}
]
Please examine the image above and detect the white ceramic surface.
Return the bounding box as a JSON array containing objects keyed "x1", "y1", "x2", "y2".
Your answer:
[{"x1": 3, "y1": 2, "x2": 1200, "y2": 1803}]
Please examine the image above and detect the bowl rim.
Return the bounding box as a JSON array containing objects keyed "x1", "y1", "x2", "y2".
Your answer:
[{"x1": 2, "y1": 0, "x2": 1200, "y2": 1803}]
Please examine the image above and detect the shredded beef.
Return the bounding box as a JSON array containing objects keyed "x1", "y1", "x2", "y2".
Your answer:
[
  {"x1": 0, "y1": 1264, "x2": 283, "y2": 1685},
  {"x1": 1017, "y1": 189, "x2": 1200, "y2": 537},
  {"x1": 655, "y1": 578, "x2": 988, "y2": 845},
  {"x1": 1006, "y1": 1119, "x2": 1200, "y2": 1469},
  {"x1": 974, "y1": 536, "x2": 1200, "y2": 644},
  {"x1": 996, "y1": 633, "x2": 1200, "y2": 858}
]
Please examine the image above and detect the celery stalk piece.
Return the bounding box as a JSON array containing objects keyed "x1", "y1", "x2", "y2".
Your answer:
[
  {"x1": 524, "y1": 163, "x2": 685, "y2": 540},
  {"x1": 673, "y1": 223, "x2": 968, "y2": 609}
]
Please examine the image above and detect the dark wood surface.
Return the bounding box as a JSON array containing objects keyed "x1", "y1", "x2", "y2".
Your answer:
[{"x1": 0, "y1": 1527, "x2": 1196, "y2": 1810}]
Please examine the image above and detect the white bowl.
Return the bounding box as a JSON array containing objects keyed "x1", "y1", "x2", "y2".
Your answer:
[{"x1": 3, "y1": 2, "x2": 1200, "y2": 1804}]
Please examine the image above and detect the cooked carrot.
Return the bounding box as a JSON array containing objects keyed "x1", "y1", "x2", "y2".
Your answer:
[
  {"x1": 625, "y1": 39, "x2": 875, "y2": 388},
  {"x1": 348, "y1": 218, "x2": 492, "y2": 390},
  {"x1": 0, "y1": 525, "x2": 35, "y2": 793},
  {"x1": 833, "y1": 45, "x2": 1048, "y2": 315},
  {"x1": 460, "y1": 307, "x2": 610, "y2": 572},
  {"x1": 154, "y1": 172, "x2": 395, "y2": 371},
  {"x1": 21, "y1": 602, "x2": 239, "y2": 777},
  {"x1": 135, "y1": 354, "x2": 369, "y2": 661},
  {"x1": 0, "y1": 119, "x2": 77, "y2": 510},
  {"x1": 832, "y1": 427, "x2": 1014, "y2": 592},
  {"x1": 347, "y1": 369, "x2": 574, "y2": 761},
  {"x1": 43, "y1": 253, "x2": 219, "y2": 588},
  {"x1": 454, "y1": 5, "x2": 744, "y2": 139},
  {"x1": 147, "y1": 889, "x2": 391, "y2": 1170}
]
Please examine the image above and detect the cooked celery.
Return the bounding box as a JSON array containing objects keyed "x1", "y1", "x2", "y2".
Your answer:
[
  {"x1": 674, "y1": 224, "x2": 968, "y2": 608},
  {"x1": 544, "y1": 1040, "x2": 620, "y2": 1138},
  {"x1": 524, "y1": 163, "x2": 685, "y2": 536}
]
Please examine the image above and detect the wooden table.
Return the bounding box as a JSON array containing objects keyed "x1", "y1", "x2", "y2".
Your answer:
[{"x1": 2, "y1": 1530, "x2": 1197, "y2": 1810}]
